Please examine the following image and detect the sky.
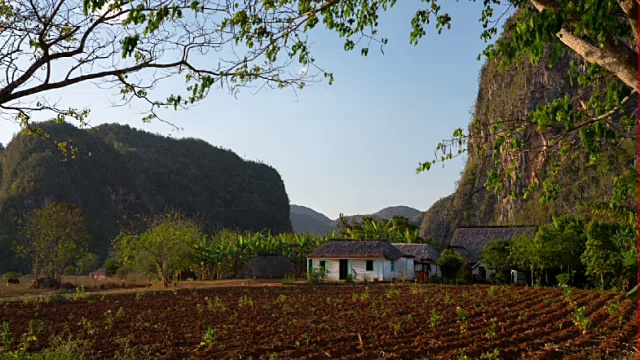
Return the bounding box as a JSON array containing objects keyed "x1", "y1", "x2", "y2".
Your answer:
[{"x1": 0, "y1": 2, "x2": 508, "y2": 219}]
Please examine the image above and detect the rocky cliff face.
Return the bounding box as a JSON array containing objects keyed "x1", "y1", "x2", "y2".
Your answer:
[{"x1": 421, "y1": 25, "x2": 636, "y2": 244}]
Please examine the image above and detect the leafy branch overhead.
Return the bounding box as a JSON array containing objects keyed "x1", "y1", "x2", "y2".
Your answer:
[
  {"x1": 419, "y1": 0, "x2": 637, "y2": 208},
  {"x1": 0, "y1": 0, "x2": 453, "y2": 129}
]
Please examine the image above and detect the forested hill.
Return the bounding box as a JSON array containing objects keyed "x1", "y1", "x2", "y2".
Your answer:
[
  {"x1": 0, "y1": 122, "x2": 291, "y2": 272},
  {"x1": 420, "y1": 16, "x2": 637, "y2": 245}
]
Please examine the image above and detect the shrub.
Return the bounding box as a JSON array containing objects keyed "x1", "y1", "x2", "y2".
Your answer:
[
  {"x1": 2, "y1": 272, "x2": 20, "y2": 281},
  {"x1": 345, "y1": 274, "x2": 354, "y2": 283},
  {"x1": 102, "y1": 259, "x2": 120, "y2": 278},
  {"x1": 556, "y1": 273, "x2": 571, "y2": 286},
  {"x1": 456, "y1": 266, "x2": 473, "y2": 285},
  {"x1": 488, "y1": 271, "x2": 510, "y2": 285},
  {"x1": 438, "y1": 250, "x2": 465, "y2": 283},
  {"x1": 307, "y1": 268, "x2": 329, "y2": 284}
]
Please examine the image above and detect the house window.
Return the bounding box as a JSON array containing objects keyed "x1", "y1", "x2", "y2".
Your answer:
[
  {"x1": 390, "y1": 260, "x2": 395, "y2": 272},
  {"x1": 366, "y1": 260, "x2": 373, "y2": 271},
  {"x1": 308, "y1": 259, "x2": 313, "y2": 270},
  {"x1": 320, "y1": 260, "x2": 326, "y2": 269}
]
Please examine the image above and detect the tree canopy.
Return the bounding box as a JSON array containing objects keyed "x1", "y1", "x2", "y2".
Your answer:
[
  {"x1": 336, "y1": 215, "x2": 423, "y2": 243},
  {"x1": 14, "y1": 202, "x2": 90, "y2": 288},
  {"x1": 114, "y1": 211, "x2": 204, "y2": 287},
  {"x1": 2, "y1": 1, "x2": 635, "y2": 130},
  {"x1": 480, "y1": 239, "x2": 512, "y2": 284},
  {"x1": 438, "y1": 249, "x2": 465, "y2": 284}
]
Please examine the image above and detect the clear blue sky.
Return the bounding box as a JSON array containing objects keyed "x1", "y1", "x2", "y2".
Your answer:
[{"x1": 0, "y1": 2, "x2": 507, "y2": 219}]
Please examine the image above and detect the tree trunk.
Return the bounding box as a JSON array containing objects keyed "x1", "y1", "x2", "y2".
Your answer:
[
  {"x1": 545, "y1": 270, "x2": 549, "y2": 285},
  {"x1": 161, "y1": 270, "x2": 169, "y2": 287},
  {"x1": 157, "y1": 261, "x2": 169, "y2": 287},
  {"x1": 531, "y1": 267, "x2": 535, "y2": 287},
  {"x1": 600, "y1": 271, "x2": 605, "y2": 290},
  {"x1": 32, "y1": 257, "x2": 39, "y2": 289}
]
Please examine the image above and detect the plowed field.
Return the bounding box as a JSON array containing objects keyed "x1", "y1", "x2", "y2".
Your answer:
[{"x1": 0, "y1": 285, "x2": 636, "y2": 359}]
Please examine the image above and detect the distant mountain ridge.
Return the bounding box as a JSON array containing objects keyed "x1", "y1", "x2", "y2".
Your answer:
[
  {"x1": 290, "y1": 204, "x2": 424, "y2": 235},
  {"x1": 290, "y1": 205, "x2": 334, "y2": 235},
  {"x1": 334, "y1": 206, "x2": 423, "y2": 226}
]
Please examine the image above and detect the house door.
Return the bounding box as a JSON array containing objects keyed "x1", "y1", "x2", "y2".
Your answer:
[
  {"x1": 478, "y1": 266, "x2": 486, "y2": 281},
  {"x1": 339, "y1": 259, "x2": 349, "y2": 280}
]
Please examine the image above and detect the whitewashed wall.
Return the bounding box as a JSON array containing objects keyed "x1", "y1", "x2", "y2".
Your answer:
[
  {"x1": 308, "y1": 258, "x2": 385, "y2": 281},
  {"x1": 404, "y1": 258, "x2": 416, "y2": 280},
  {"x1": 308, "y1": 257, "x2": 441, "y2": 282},
  {"x1": 430, "y1": 263, "x2": 441, "y2": 277},
  {"x1": 350, "y1": 259, "x2": 382, "y2": 281},
  {"x1": 383, "y1": 257, "x2": 415, "y2": 281},
  {"x1": 307, "y1": 258, "x2": 340, "y2": 280}
]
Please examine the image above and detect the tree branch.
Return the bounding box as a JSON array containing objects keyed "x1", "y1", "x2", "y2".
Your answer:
[{"x1": 530, "y1": 0, "x2": 638, "y2": 90}]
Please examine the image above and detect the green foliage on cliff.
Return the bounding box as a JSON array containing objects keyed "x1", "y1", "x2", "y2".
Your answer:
[{"x1": 0, "y1": 122, "x2": 291, "y2": 273}]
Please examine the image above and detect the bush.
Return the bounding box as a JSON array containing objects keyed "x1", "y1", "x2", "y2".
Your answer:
[
  {"x1": 456, "y1": 267, "x2": 473, "y2": 285},
  {"x1": 103, "y1": 259, "x2": 121, "y2": 277},
  {"x1": 438, "y1": 250, "x2": 465, "y2": 283},
  {"x1": 2, "y1": 272, "x2": 20, "y2": 281},
  {"x1": 307, "y1": 268, "x2": 329, "y2": 284},
  {"x1": 488, "y1": 271, "x2": 511, "y2": 285},
  {"x1": 556, "y1": 273, "x2": 571, "y2": 286},
  {"x1": 345, "y1": 274, "x2": 354, "y2": 283}
]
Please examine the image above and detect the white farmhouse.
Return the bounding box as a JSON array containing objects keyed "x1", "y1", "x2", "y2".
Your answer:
[{"x1": 307, "y1": 239, "x2": 415, "y2": 282}]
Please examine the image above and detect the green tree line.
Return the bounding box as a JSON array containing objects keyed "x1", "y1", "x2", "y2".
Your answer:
[{"x1": 481, "y1": 216, "x2": 637, "y2": 291}]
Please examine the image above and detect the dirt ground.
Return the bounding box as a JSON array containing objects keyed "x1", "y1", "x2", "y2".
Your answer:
[
  {"x1": 0, "y1": 276, "x2": 283, "y2": 300},
  {"x1": 0, "y1": 284, "x2": 637, "y2": 359}
]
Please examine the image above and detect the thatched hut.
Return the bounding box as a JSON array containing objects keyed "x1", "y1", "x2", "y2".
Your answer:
[
  {"x1": 392, "y1": 243, "x2": 441, "y2": 282},
  {"x1": 449, "y1": 226, "x2": 537, "y2": 281},
  {"x1": 238, "y1": 254, "x2": 297, "y2": 279}
]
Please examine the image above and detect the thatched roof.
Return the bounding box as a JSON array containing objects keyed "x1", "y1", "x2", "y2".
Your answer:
[
  {"x1": 449, "y1": 226, "x2": 537, "y2": 263},
  {"x1": 238, "y1": 254, "x2": 297, "y2": 279},
  {"x1": 392, "y1": 243, "x2": 441, "y2": 262},
  {"x1": 308, "y1": 239, "x2": 409, "y2": 260}
]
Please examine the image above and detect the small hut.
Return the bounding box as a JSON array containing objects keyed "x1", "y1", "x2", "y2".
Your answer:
[
  {"x1": 392, "y1": 243, "x2": 441, "y2": 282},
  {"x1": 238, "y1": 254, "x2": 297, "y2": 279},
  {"x1": 449, "y1": 226, "x2": 537, "y2": 282},
  {"x1": 89, "y1": 268, "x2": 108, "y2": 281}
]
